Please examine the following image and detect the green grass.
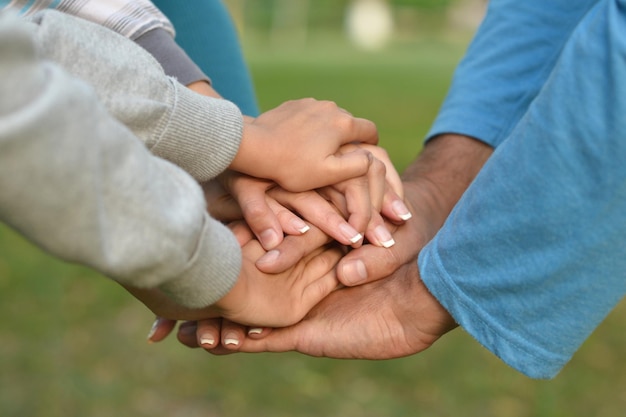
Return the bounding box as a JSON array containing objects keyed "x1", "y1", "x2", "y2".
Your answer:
[{"x1": 2, "y1": 34, "x2": 626, "y2": 417}]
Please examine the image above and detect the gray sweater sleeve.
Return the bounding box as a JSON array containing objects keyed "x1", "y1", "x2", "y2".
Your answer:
[
  {"x1": 30, "y1": 10, "x2": 243, "y2": 183},
  {"x1": 0, "y1": 12, "x2": 241, "y2": 309}
]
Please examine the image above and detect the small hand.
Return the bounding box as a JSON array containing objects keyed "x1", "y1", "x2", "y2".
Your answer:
[{"x1": 231, "y1": 98, "x2": 379, "y2": 192}]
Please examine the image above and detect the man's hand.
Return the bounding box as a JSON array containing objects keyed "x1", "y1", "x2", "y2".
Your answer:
[{"x1": 179, "y1": 261, "x2": 458, "y2": 357}]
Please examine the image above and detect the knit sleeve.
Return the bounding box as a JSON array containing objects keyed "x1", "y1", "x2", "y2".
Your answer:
[
  {"x1": 31, "y1": 10, "x2": 243, "y2": 183},
  {"x1": 0, "y1": 12, "x2": 240, "y2": 308}
]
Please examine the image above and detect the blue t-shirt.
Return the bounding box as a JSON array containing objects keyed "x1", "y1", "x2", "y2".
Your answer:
[{"x1": 419, "y1": 0, "x2": 626, "y2": 379}]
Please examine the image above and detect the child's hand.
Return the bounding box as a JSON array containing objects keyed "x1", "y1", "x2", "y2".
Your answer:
[
  {"x1": 230, "y1": 98, "x2": 379, "y2": 192},
  {"x1": 212, "y1": 235, "x2": 343, "y2": 327}
]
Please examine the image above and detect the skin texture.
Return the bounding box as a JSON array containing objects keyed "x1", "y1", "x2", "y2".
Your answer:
[{"x1": 149, "y1": 135, "x2": 493, "y2": 359}]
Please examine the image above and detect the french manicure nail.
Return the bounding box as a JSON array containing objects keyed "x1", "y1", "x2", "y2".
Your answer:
[
  {"x1": 392, "y1": 200, "x2": 412, "y2": 221},
  {"x1": 339, "y1": 223, "x2": 362, "y2": 244},
  {"x1": 200, "y1": 336, "x2": 215, "y2": 346},
  {"x1": 374, "y1": 225, "x2": 395, "y2": 248},
  {"x1": 248, "y1": 328, "x2": 263, "y2": 335},
  {"x1": 291, "y1": 218, "x2": 310, "y2": 234},
  {"x1": 146, "y1": 318, "x2": 159, "y2": 342},
  {"x1": 224, "y1": 336, "x2": 239, "y2": 346}
]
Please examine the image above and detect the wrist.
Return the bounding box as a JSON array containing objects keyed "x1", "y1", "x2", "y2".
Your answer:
[{"x1": 402, "y1": 134, "x2": 493, "y2": 221}]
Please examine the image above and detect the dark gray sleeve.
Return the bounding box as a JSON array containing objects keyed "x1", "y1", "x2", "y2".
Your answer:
[{"x1": 135, "y1": 27, "x2": 210, "y2": 86}]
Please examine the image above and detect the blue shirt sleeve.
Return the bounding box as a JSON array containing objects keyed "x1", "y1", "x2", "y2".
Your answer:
[
  {"x1": 419, "y1": 0, "x2": 626, "y2": 379},
  {"x1": 426, "y1": 0, "x2": 599, "y2": 147}
]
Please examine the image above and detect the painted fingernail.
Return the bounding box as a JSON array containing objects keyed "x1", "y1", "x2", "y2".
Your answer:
[
  {"x1": 291, "y1": 218, "x2": 310, "y2": 234},
  {"x1": 339, "y1": 223, "x2": 363, "y2": 244},
  {"x1": 257, "y1": 249, "x2": 280, "y2": 266},
  {"x1": 392, "y1": 200, "x2": 412, "y2": 220},
  {"x1": 224, "y1": 336, "x2": 240, "y2": 346},
  {"x1": 200, "y1": 336, "x2": 215, "y2": 346},
  {"x1": 248, "y1": 328, "x2": 263, "y2": 335},
  {"x1": 374, "y1": 225, "x2": 395, "y2": 248},
  {"x1": 341, "y1": 259, "x2": 368, "y2": 285},
  {"x1": 146, "y1": 318, "x2": 159, "y2": 342},
  {"x1": 259, "y1": 229, "x2": 281, "y2": 249}
]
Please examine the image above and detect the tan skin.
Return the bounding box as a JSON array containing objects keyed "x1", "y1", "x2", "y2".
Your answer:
[
  {"x1": 125, "y1": 80, "x2": 411, "y2": 330},
  {"x1": 150, "y1": 134, "x2": 494, "y2": 357}
]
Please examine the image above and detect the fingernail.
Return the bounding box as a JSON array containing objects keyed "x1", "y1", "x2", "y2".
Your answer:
[
  {"x1": 248, "y1": 328, "x2": 263, "y2": 335},
  {"x1": 374, "y1": 225, "x2": 395, "y2": 248},
  {"x1": 339, "y1": 223, "x2": 363, "y2": 244},
  {"x1": 392, "y1": 200, "x2": 412, "y2": 221},
  {"x1": 259, "y1": 229, "x2": 281, "y2": 249},
  {"x1": 341, "y1": 259, "x2": 368, "y2": 285},
  {"x1": 291, "y1": 218, "x2": 310, "y2": 234},
  {"x1": 146, "y1": 318, "x2": 159, "y2": 343},
  {"x1": 257, "y1": 249, "x2": 280, "y2": 266},
  {"x1": 179, "y1": 322, "x2": 196, "y2": 335},
  {"x1": 224, "y1": 335, "x2": 240, "y2": 346},
  {"x1": 200, "y1": 336, "x2": 215, "y2": 346}
]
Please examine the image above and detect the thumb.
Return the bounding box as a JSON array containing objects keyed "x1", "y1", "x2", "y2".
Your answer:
[{"x1": 336, "y1": 243, "x2": 409, "y2": 286}]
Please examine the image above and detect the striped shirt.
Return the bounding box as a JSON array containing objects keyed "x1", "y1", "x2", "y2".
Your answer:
[{"x1": 0, "y1": 0, "x2": 174, "y2": 39}]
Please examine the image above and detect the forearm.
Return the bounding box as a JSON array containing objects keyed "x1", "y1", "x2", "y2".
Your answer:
[
  {"x1": 401, "y1": 134, "x2": 493, "y2": 234},
  {"x1": 0, "y1": 14, "x2": 240, "y2": 308},
  {"x1": 419, "y1": 0, "x2": 626, "y2": 378},
  {"x1": 30, "y1": 10, "x2": 243, "y2": 183}
]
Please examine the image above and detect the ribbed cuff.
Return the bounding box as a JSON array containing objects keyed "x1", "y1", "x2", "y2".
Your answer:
[
  {"x1": 159, "y1": 214, "x2": 242, "y2": 309},
  {"x1": 150, "y1": 80, "x2": 243, "y2": 182}
]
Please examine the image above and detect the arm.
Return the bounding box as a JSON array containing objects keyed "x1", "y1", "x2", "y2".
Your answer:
[
  {"x1": 420, "y1": 0, "x2": 626, "y2": 379},
  {"x1": 0, "y1": 12, "x2": 240, "y2": 309},
  {"x1": 31, "y1": 10, "x2": 243, "y2": 183},
  {"x1": 428, "y1": 0, "x2": 599, "y2": 147},
  {"x1": 1, "y1": 0, "x2": 211, "y2": 86}
]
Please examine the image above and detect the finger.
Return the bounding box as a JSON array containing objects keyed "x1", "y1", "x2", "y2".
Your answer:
[
  {"x1": 270, "y1": 188, "x2": 362, "y2": 247},
  {"x1": 364, "y1": 212, "x2": 396, "y2": 249},
  {"x1": 147, "y1": 317, "x2": 177, "y2": 343},
  {"x1": 359, "y1": 145, "x2": 403, "y2": 198},
  {"x1": 340, "y1": 176, "x2": 372, "y2": 244},
  {"x1": 366, "y1": 156, "x2": 387, "y2": 213},
  {"x1": 301, "y1": 264, "x2": 342, "y2": 314},
  {"x1": 340, "y1": 116, "x2": 379, "y2": 146},
  {"x1": 237, "y1": 325, "x2": 302, "y2": 354},
  {"x1": 320, "y1": 148, "x2": 373, "y2": 186},
  {"x1": 266, "y1": 198, "x2": 311, "y2": 236},
  {"x1": 255, "y1": 223, "x2": 331, "y2": 273},
  {"x1": 177, "y1": 321, "x2": 200, "y2": 348},
  {"x1": 227, "y1": 220, "x2": 255, "y2": 247},
  {"x1": 196, "y1": 318, "x2": 222, "y2": 350},
  {"x1": 336, "y1": 230, "x2": 419, "y2": 286},
  {"x1": 221, "y1": 319, "x2": 247, "y2": 351},
  {"x1": 229, "y1": 178, "x2": 284, "y2": 250},
  {"x1": 381, "y1": 190, "x2": 413, "y2": 224},
  {"x1": 202, "y1": 180, "x2": 243, "y2": 221}
]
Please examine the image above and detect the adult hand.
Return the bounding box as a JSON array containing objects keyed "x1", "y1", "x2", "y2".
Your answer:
[
  {"x1": 335, "y1": 134, "x2": 493, "y2": 286},
  {"x1": 178, "y1": 261, "x2": 458, "y2": 357}
]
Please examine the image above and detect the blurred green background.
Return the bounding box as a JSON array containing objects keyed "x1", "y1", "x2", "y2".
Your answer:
[{"x1": 2, "y1": 1, "x2": 626, "y2": 416}]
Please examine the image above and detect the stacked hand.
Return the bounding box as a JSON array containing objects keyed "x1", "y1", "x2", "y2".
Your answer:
[{"x1": 134, "y1": 84, "x2": 492, "y2": 361}]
